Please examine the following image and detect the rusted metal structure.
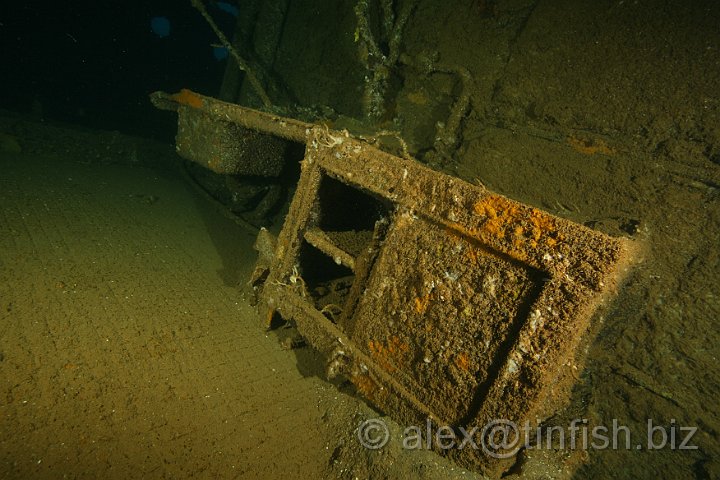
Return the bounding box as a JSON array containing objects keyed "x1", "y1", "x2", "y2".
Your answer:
[{"x1": 153, "y1": 89, "x2": 635, "y2": 477}]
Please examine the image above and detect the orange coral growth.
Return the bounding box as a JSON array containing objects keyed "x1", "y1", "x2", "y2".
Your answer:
[
  {"x1": 352, "y1": 373, "x2": 378, "y2": 400},
  {"x1": 467, "y1": 196, "x2": 565, "y2": 257},
  {"x1": 528, "y1": 210, "x2": 565, "y2": 248},
  {"x1": 454, "y1": 352, "x2": 471, "y2": 372},
  {"x1": 368, "y1": 336, "x2": 409, "y2": 356},
  {"x1": 473, "y1": 195, "x2": 520, "y2": 220},
  {"x1": 567, "y1": 136, "x2": 615, "y2": 156},
  {"x1": 171, "y1": 89, "x2": 204, "y2": 109},
  {"x1": 414, "y1": 294, "x2": 431, "y2": 314},
  {"x1": 450, "y1": 221, "x2": 527, "y2": 262},
  {"x1": 391, "y1": 336, "x2": 410, "y2": 354},
  {"x1": 444, "y1": 195, "x2": 565, "y2": 262},
  {"x1": 368, "y1": 336, "x2": 410, "y2": 373},
  {"x1": 528, "y1": 210, "x2": 555, "y2": 240},
  {"x1": 473, "y1": 196, "x2": 522, "y2": 239}
]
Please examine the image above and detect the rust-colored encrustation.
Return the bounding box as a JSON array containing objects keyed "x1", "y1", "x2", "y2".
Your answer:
[
  {"x1": 152, "y1": 90, "x2": 636, "y2": 478},
  {"x1": 261, "y1": 126, "x2": 635, "y2": 477}
]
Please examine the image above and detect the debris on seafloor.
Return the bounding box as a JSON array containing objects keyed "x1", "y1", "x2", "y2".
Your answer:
[
  {"x1": 151, "y1": 89, "x2": 309, "y2": 228},
  {"x1": 159, "y1": 90, "x2": 290, "y2": 177},
  {"x1": 152, "y1": 89, "x2": 637, "y2": 478}
]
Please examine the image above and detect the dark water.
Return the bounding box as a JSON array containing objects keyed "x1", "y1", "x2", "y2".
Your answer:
[{"x1": 0, "y1": 0, "x2": 227, "y2": 139}]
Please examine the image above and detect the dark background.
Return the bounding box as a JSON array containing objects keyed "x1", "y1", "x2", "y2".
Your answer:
[{"x1": 0, "y1": 1, "x2": 237, "y2": 140}]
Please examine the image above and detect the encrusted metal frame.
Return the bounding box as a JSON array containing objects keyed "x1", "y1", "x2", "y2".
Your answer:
[{"x1": 154, "y1": 89, "x2": 635, "y2": 477}]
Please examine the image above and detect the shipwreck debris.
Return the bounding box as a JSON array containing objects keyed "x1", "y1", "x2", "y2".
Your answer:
[
  {"x1": 152, "y1": 88, "x2": 635, "y2": 478},
  {"x1": 262, "y1": 132, "x2": 635, "y2": 477}
]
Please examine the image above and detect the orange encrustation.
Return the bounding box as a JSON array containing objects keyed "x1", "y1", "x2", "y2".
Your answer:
[
  {"x1": 441, "y1": 194, "x2": 564, "y2": 263},
  {"x1": 171, "y1": 89, "x2": 204, "y2": 109},
  {"x1": 454, "y1": 352, "x2": 471, "y2": 372},
  {"x1": 368, "y1": 336, "x2": 410, "y2": 373},
  {"x1": 352, "y1": 373, "x2": 379, "y2": 400},
  {"x1": 414, "y1": 293, "x2": 431, "y2": 315}
]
